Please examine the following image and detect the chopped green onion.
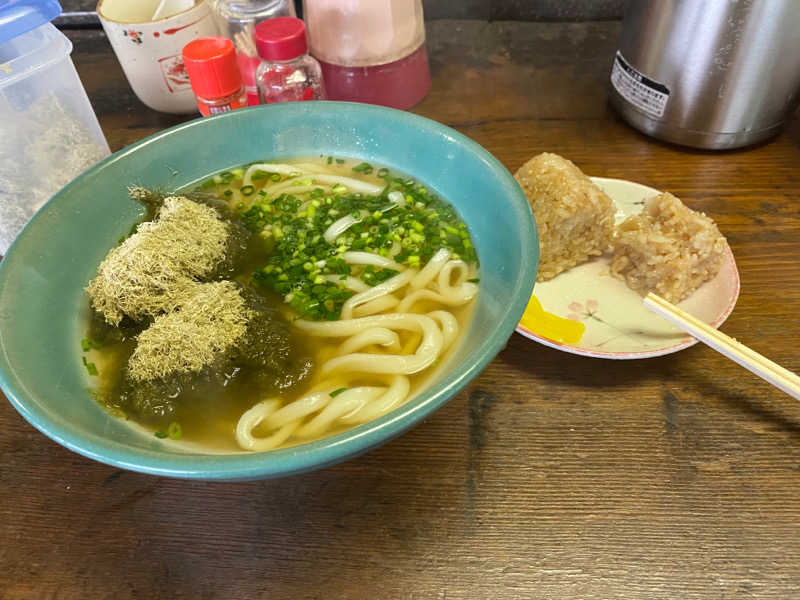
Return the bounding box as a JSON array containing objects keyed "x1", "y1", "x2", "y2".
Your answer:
[
  {"x1": 81, "y1": 338, "x2": 102, "y2": 351},
  {"x1": 223, "y1": 189, "x2": 233, "y2": 197},
  {"x1": 154, "y1": 430, "x2": 168, "y2": 439},
  {"x1": 330, "y1": 388, "x2": 348, "y2": 397},
  {"x1": 167, "y1": 421, "x2": 183, "y2": 440},
  {"x1": 81, "y1": 356, "x2": 98, "y2": 376},
  {"x1": 327, "y1": 156, "x2": 333, "y2": 165},
  {"x1": 243, "y1": 163, "x2": 479, "y2": 319},
  {"x1": 336, "y1": 158, "x2": 345, "y2": 164},
  {"x1": 352, "y1": 162, "x2": 374, "y2": 174},
  {"x1": 468, "y1": 278, "x2": 480, "y2": 283},
  {"x1": 271, "y1": 173, "x2": 282, "y2": 182},
  {"x1": 241, "y1": 185, "x2": 255, "y2": 196},
  {"x1": 377, "y1": 168, "x2": 389, "y2": 178},
  {"x1": 251, "y1": 171, "x2": 269, "y2": 181}
]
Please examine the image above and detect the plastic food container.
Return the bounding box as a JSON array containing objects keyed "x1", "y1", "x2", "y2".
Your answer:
[{"x1": 0, "y1": 0, "x2": 110, "y2": 254}]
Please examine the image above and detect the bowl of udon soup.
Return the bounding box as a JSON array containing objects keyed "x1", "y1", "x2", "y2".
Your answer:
[{"x1": 0, "y1": 102, "x2": 538, "y2": 480}]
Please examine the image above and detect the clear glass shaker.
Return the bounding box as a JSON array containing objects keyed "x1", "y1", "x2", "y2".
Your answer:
[
  {"x1": 207, "y1": 0, "x2": 297, "y2": 105},
  {"x1": 254, "y1": 17, "x2": 326, "y2": 104}
]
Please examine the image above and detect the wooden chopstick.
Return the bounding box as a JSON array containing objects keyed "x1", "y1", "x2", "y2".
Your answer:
[
  {"x1": 643, "y1": 292, "x2": 800, "y2": 401},
  {"x1": 234, "y1": 26, "x2": 257, "y2": 57}
]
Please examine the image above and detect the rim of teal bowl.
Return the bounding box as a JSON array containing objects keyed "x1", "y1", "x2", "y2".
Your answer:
[{"x1": 0, "y1": 102, "x2": 538, "y2": 480}]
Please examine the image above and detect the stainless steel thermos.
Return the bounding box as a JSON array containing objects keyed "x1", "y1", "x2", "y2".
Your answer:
[{"x1": 609, "y1": 0, "x2": 800, "y2": 149}]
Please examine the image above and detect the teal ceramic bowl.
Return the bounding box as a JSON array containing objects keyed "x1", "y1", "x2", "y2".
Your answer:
[{"x1": 0, "y1": 102, "x2": 537, "y2": 480}]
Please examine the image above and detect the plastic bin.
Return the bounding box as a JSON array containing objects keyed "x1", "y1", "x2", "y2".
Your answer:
[{"x1": 0, "y1": 0, "x2": 110, "y2": 254}]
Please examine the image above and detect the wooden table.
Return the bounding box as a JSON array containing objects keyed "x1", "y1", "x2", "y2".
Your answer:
[{"x1": 3, "y1": 21, "x2": 800, "y2": 599}]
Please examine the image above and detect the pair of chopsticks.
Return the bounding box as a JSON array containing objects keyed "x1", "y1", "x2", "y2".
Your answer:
[{"x1": 644, "y1": 293, "x2": 800, "y2": 401}]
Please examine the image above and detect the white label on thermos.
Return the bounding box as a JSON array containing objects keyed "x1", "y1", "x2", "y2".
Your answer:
[{"x1": 611, "y1": 51, "x2": 670, "y2": 118}]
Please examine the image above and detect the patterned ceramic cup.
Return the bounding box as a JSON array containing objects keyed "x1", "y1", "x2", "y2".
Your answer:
[{"x1": 97, "y1": 0, "x2": 218, "y2": 114}]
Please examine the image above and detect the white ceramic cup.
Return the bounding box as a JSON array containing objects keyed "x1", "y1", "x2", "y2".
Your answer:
[{"x1": 97, "y1": 0, "x2": 219, "y2": 114}]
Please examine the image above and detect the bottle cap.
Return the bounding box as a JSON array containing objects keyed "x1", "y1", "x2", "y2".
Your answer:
[
  {"x1": 254, "y1": 17, "x2": 308, "y2": 61},
  {"x1": 182, "y1": 37, "x2": 242, "y2": 99}
]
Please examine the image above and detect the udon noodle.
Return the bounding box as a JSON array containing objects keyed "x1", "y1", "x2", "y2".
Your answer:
[
  {"x1": 236, "y1": 310, "x2": 464, "y2": 451},
  {"x1": 85, "y1": 157, "x2": 479, "y2": 452},
  {"x1": 233, "y1": 161, "x2": 477, "y2": 450}
]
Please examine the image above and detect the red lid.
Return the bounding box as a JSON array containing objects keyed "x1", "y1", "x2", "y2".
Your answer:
[
  {"x1": 182, "y1": 37, "x2": 242, "y2": 99},
  {"x1": 254, "y1": 17, "x2": 308, "y2": 61}
]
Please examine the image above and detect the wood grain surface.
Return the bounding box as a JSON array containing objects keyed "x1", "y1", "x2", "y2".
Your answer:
[{"x1": 2, "y1": 21, "x2": 800, "y2": 600}]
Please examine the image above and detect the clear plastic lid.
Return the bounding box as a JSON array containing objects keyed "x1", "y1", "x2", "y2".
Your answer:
[{"x1": 303, "y1": 0, "x2": 425, "y2": 67}]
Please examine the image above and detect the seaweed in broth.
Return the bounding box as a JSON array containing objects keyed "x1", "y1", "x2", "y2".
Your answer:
[{"x1": 86, "y1": 188, "x2": 315, "y2": 451}]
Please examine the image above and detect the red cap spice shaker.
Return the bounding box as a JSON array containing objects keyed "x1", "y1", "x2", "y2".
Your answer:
[
  {"x1": 254, "y1": 17, "x2": 326, "y2": 104},
  {"x1": 182, "y1": 37, "x2": 248, "y2": 116}
]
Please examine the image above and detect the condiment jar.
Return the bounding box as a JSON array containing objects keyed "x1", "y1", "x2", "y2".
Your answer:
[
  {"x1": 254, "y1": 17, "x2": 326, "y2": 104},
  {"x1": 208, "y1": 0, "x2": 297, "y2": 106},
  {"x1": 302, "y1": 0, "x2": 430, "y2": 110},
  {"x1": 182, "y1": 37, "x2": 248, "y2": 116}
]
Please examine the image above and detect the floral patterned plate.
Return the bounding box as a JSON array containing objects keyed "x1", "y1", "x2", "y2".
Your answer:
[{"x1": 516, "y1": 177, "x2": 740, "y2": 359}]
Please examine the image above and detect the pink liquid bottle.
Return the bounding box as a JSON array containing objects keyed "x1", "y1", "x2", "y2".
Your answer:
[{"x1": 302, "y1": 0, "x2": 431, "y2": 110}]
